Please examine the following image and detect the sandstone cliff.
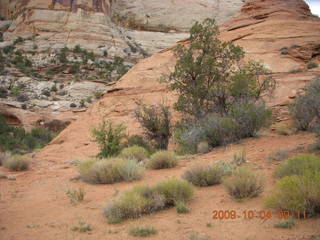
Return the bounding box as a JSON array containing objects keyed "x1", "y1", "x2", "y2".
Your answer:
[{"x1": 37, "y1": 0, "x2": 320, "y2": 162}]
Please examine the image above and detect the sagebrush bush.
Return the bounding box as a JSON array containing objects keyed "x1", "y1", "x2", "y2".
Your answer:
[
  {"x1": 265, "y1": 171, "x2": 320, "y2": 216},
  {"x1": 104, "y1": 178, "x2": 193, "y2": 222},
  {"x1": 78, "y1": 158, "x2": 144, "y2": 184},
  {"x1": 183, "y1": 163, "x2": 225, "y2": 187},
  {"x1": 120, "y1": 145, "x2": 149, "y2": 162},
  {"x1": 290, "y1": 77, "x2": 320, "y2": 130},
  {"x1": 273, "y1": 154, "x2": 320, "y2": 178},
  {"x1": 3, "y1": 155, "x2": 30, "y2": 171},
  {"x1": 146, "y1": 151, "x2": 178, "y2": 169},
  {"x1": 92, "y1": 120, "x2": 126, "y2": 158},
  {"x1": 123, "y1": 134, "x2": 153, "y2": 153},
  {"x1": 197, "y1": 141, "x2": 210, "y2": 154},
  {"x1": 176, "y1": 201, "x2": 190, "y2": 213},
  {"x1": 223, "y1": 166, "x2": 264, "y2": 199}
]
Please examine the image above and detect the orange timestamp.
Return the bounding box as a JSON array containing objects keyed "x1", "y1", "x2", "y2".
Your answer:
[{"x1": 212, "y1": 210, "x2": 308, "y2": 220}]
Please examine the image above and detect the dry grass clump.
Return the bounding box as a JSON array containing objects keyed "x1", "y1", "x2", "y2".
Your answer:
[
  {"x1": 223, "y1": 166, "x2": 264, "y2": 199},
  {"x1": 146, "y1": 151, "x2": 178, "y2": 169},
  {"x1": 103, "y1": 178, "x2": 193, "y2": 223},
  {"x1": 3, "y1": 154, "x2": 30, "y2": 171},
  {"x1": 197, "y1": 141, "x2": 210, "y2": 154},
  {"x1": 129, "y1": 226, "x2": 157, "y2": 237},
  {"x1": 120, "y1": 145, "x2": 149, "y2": 162},
  {"x1": 78, "y1": 158, "x2": 144, "y2": 184}
]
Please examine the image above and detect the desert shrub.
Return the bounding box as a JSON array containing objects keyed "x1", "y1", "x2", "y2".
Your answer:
[
  {"x1": 129, "y1": 226, "x2": 157, "y2": 237},
  {"x1": 274, "y1": 218, "x2": 295, "y2": 229},
  {"x1": 275, "y1": 124, "x2": 296, "y2": 136},
  {"x1": 268, "y1": 149, "x2": 290, "y2": 162},
  {"x1": 183, "y1": 163, "x2": 226, "y2": 187},
  {"x1": 104, "y1": 178, "x2": 193, "y2": 222},
  {"x1": 290, "y1": 77, "x2": 320, "y2": 130},
  {"x1": 3, "y1": 45, "x2": 15, "y2": 54},
  {"x1": 58, "y1": 47, "x2": 68, "y2": 63},
  {"x1": 92, "y1": 120, "x2": 126, "y2": 158},
  {"x1": 120, "y1": 145, "x2": 149, "y2": 162},
  {"x1": 229, "y1": 102, "x2": 272, "y2": 138},
  {"x1": 0, "y1": 87, "x2": 8, "y2": 98},
  {"x1": 0, "y1": 152, "x2": 10, "y2": 165},
  {"x1": 146, "y1": 151, "x2": 178, "y2": 169},
  {"x1": 66, "y1": 188, "x2": 85, "y2": 205},
  {"x1": 3, "y1": 154, "x2": 30, "y2": 171},
  {"x1": 13, "y1": 36, "x2": 24, "y2": 45},
  {"x1": 123, "y1": 134, "x2": 154, "y2": 153},
  {"x1": 197, "y1": 141, "x2": 210, "y2": 154},
  {"x1": 69, "y1": 63, "x2": 80, "y2": 74},
  {"x1": 265, "y1": 171, "x2": 320, "y2": 216},
  {"x1": 307, "y1": 61, "x2": 319, "y2": 69},
  {"x1": 188, "y1": 232, "x2": 210, "y2": 240},
  {"x1": 223, "y1": 166, "x2": 264, "y2": 199},
  {"x1": 71, "y1": 221, "x2": 92, "y2": 232},
  {"x1": 273, "y1": 154, "x2": 320, "y2": 178},
  {"x1": 78, "y1": 158, "x2": 144, "y2": 184},
  {"x1": 135, "y1": 102, "x2": 172, "y2": 150},
  {"x1": 176, "y1": 201, "x2": 190, "y2": 213},
  {"x1": 233, "y1": 149, "x2": 247, "y2": 166}
]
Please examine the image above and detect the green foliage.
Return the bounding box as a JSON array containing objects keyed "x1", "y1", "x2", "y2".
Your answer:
[
  {"x1": 307, "y1": 61, "x2": 319, "y2": 69},
  {"x1": 274, "y1": 154, "x2": 320, "y2": 178},
  {"x1": 104, "y1": 178, "x2": 193, "y2": 222},
  {"x1": 0, "y1": 87, "x2": 8, "y2": 98},
  {"x1": 129, "y1": 226, "x2": 157, "y2": 237},
  {"x1": 176, "y1": 201, "x2": 190, "y2": 213},
  {"x1": 58, "y1": 47, "x2": 68, "y2": 63},
  {"x1": 274, "y1": 218, "x2": 295, "y2": 229},
  {"x1": 165, "y1": 18, "x2": 275, "y2": 119},
  {"x1": 135, "y1": 103, "x2": 172, "y2": 150},
  {"x1": 265, "y1": 171, "x2": 320, "y2": 216},
  {"x1": 290, "y1": 77, "x2": 320, "y2": 130},
  {"x1": 13, "y1": 37, "x2": 24, "y2": 45},
  {"x1": 123, "y1": 134, "x2": 154, "y2": 153},
  {"x1": 3, "y1": 154, "x2": 30, "y2": 171},
  {"x1": 69, "y1": 63, "x2": 80, "y2": 74},
  {"x1": 92, "y1": 120, "x2": 126, "y2": 158},
  {"x1": 146, "y1": 151, "x2": 178, "y2": 169},
  {"x1": 183, "y1": 163, "x2": 227, "y2": 187},
  {"x1": 78, "y1": 158, "x2": 144, "y2": 184},
  {"x1": 3, "y1": 45, "x2": 15, "y2": 54},
  {"x1": 0, "y1": 115, "x2": 53, "y2": 153},
  {"x1": 223, "y1": 166, "x2": 264, "y2": 199},
  {"x1": 120, "y1": 145, "x2": 149, "y2": 162}
]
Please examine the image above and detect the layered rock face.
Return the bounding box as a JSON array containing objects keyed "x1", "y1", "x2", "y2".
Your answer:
[
  {"x1": 36, "y1": 0, "x2": 320, "y2": 162},
  {"x1": 1, "y1": 0, "x2": 244, "y2": 58}
]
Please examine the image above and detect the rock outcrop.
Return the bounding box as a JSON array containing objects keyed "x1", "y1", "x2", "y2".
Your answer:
[{"x1": 36, "y1": 0, "x2": 320, "y2": 162}]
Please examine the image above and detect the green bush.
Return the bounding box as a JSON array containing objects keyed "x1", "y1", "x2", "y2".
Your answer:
[
  {"x1": 3, "y1": 154, "x2": 30, "y2": 171},
  {"x1": 120, "y1": 145, "x2": 149, "y2": 162},
  {"x1": 92, "y1": 120, "x2": 126, "y2": 158},
  {"x1": 290, "y1": 77, "x2": 320, "y2": 130},
  {"x1": 123, "y1": 134, "x2": 154, "y2": 153},
  {"x1": 134, "y1": 103, "x2": 172, "y2": 150},
  {"x1": 175, "y1": 201, "x2": 190, "y2": 213},
  {"x1": 197, "y1": 141, "x2": 210, "y2": 154},
  {"x1": 307, "y1": 61, "x2": 319, "y2": 69},
  {"x1": 3, "y1": 45, "x2": 15, "y2": 54},
  {"x1": 223, "y1": 166, "x2": 264, "y2": 199},
  {"x1": 183, "y1": 163, "x2": 226, "y2": 187},
  {"x1": 104, "y1": 178, "x2": 193, "y2": 222},
  {"x1": 78, "y1": 158, "x2": 144, "y2": 184},
  {"x1": 265, "y1": 171, "x2": 320, "y2": 216},
  {"x1": 129, "y1": 226, "x2": 157, "y2": 237},
  {"x1": 146, "y1": 151, "x2": 178, "y2": 169},
  {"x1": 274, "y1": 154, "x2": 320, "y2": 178}
]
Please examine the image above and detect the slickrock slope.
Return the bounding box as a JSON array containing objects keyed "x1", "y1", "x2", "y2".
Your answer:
[{"x1": 39, "y1": 0, "x2": 320, "y2": 163}]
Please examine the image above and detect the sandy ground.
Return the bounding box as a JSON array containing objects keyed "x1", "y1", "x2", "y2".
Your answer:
[{"x1": 1, "y1": 131, "x2": 320, "y2": 240}]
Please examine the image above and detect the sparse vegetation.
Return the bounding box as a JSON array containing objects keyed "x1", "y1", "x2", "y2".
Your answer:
[
  {"x1": 120, "y1": 145, "x2": 149, "y2": 162},
  {"x1": 129, "y1": 226, "x2": 157, "y2": 237},
  {"x1": 274, "y1": 218, "x2": 295, "y2": 229},
  {"x1": 188, "y1": 232, "x2": 210, "y2": 240},
  {"x1": 92, "y1": 120, "x2": 126, "y2": 158},
  {"x1": 66, "y1": 188, "x2": 85, "y2": 204},
  {"x1": 78, "y1": 158, "x2": 144, "y2": 184},
  {"x1": 233, "y1": 149, "x2": 247, "y2": 165},
  {"x1": 223, "y1": 166, "x2": 264, "y2": 199},
  {"x1": 146, "y1": 151, "x2": 178, "y2": 169},
  {"x1": 268, "y1": 149, "x2": 290, "y2": 162},
  {"x1": 275, "y1": 124, "x2": 296, "y2": 136},
  {"x1": 197, "y1": 141, "x2": 210, "y2": 154},
  {"x1": 104, "y1": 178, "x2": 193, "y2": 223},
  {"x1": 3, "y1": 154, "x2": 30, "y2": 171},
  {"x1": 135, "y1": 102, "x2": 172, "y2": 150},
  {"x1": 71, "y1": 221, "x2": 92, "y2": 233},
  {"x1": 175, "y1": 201, "x2": 190, "y2": 213}
]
